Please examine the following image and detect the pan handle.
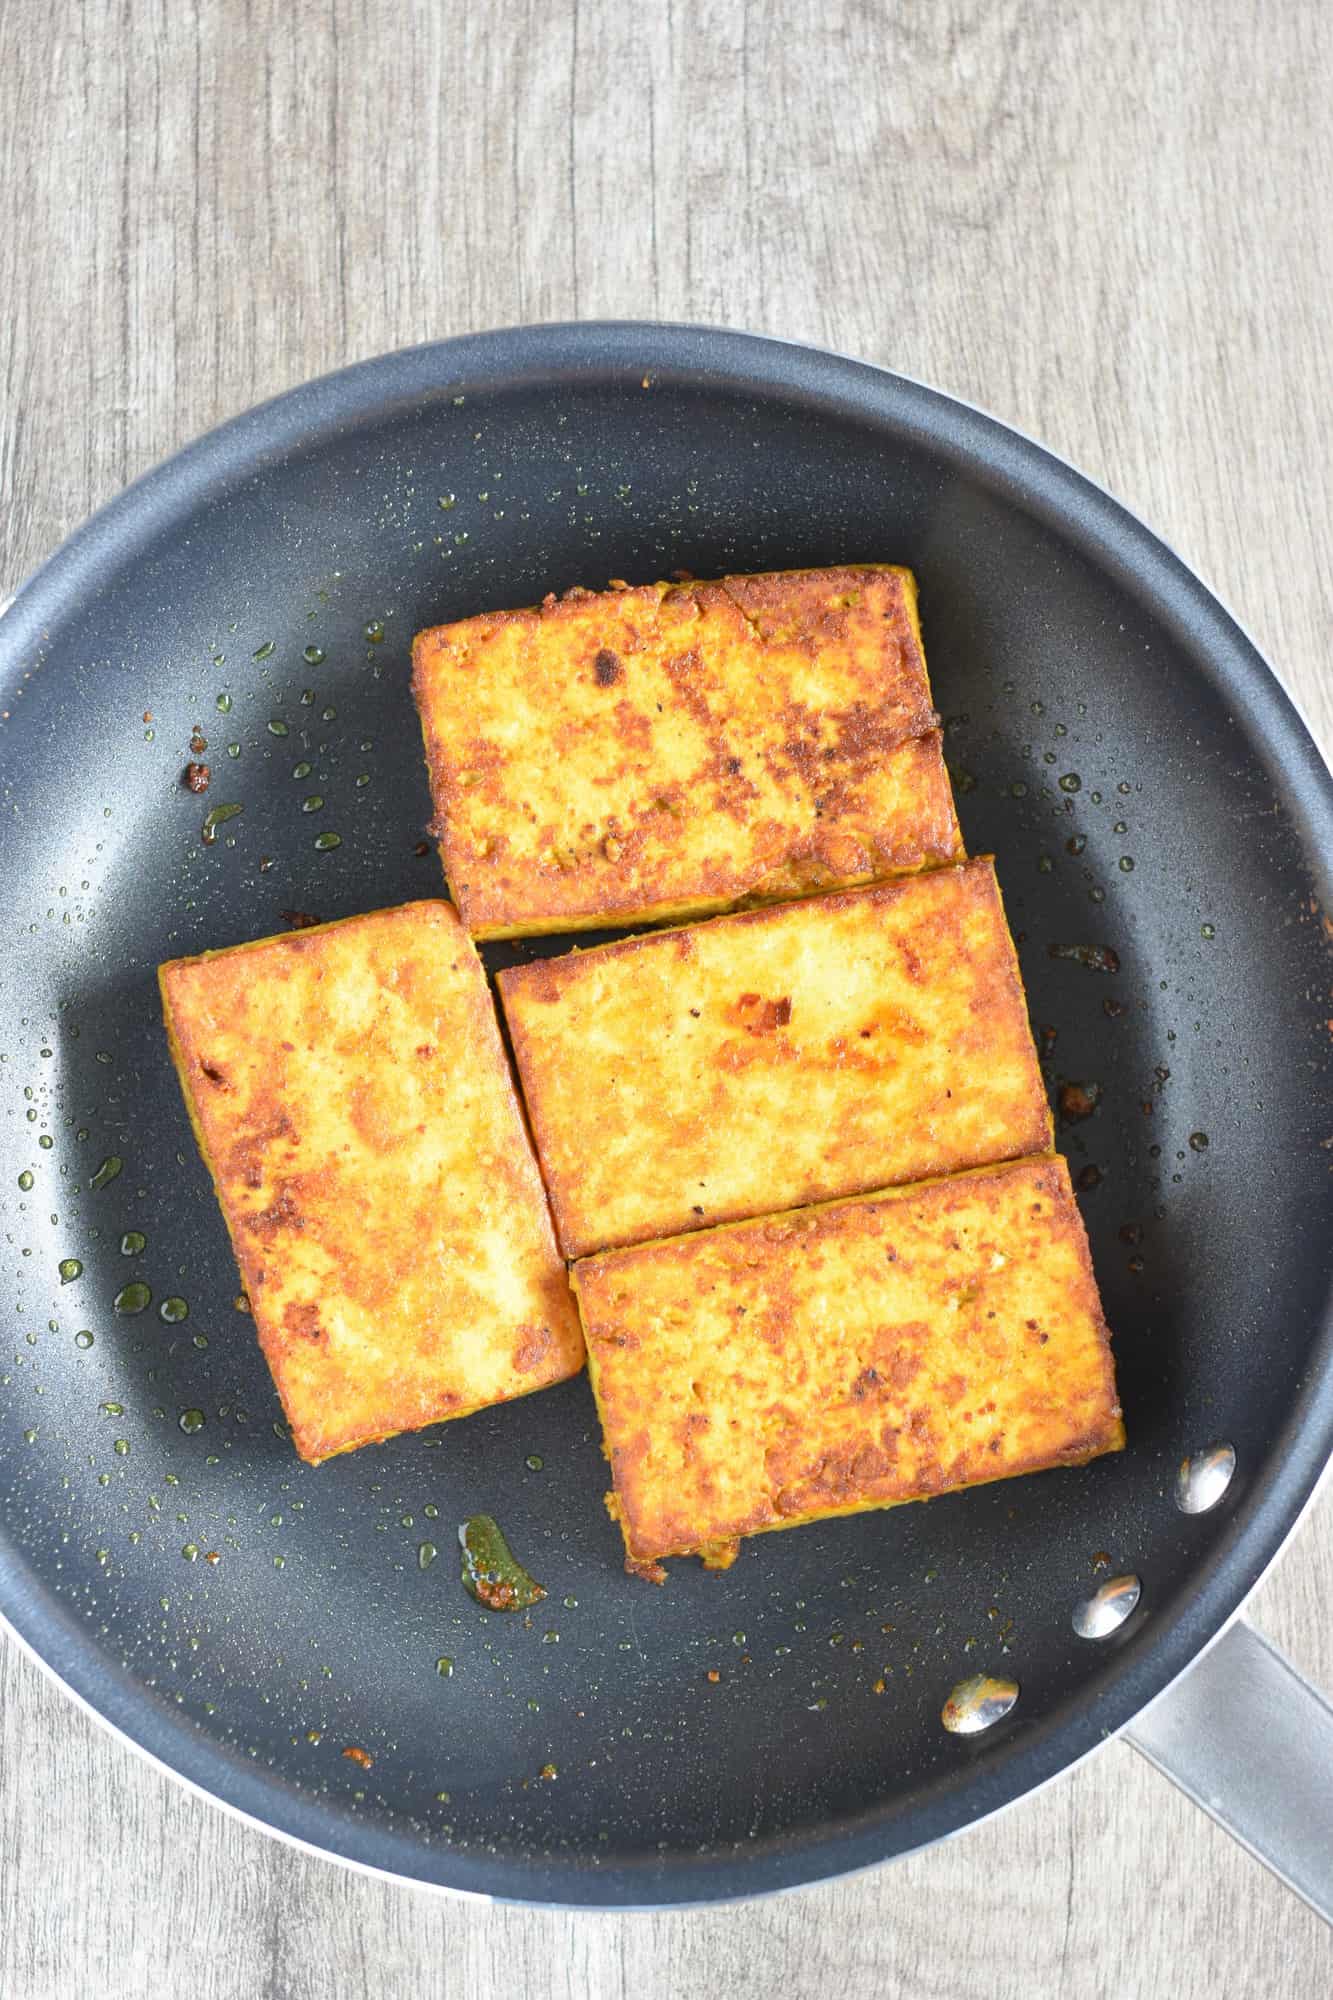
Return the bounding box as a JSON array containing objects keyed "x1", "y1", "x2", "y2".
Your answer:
[{"x1": 1125, "y1": 1618, "x2": 1333, "y2": 1923}]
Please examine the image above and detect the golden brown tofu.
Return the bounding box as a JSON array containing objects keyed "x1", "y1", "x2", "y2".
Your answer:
[
  {"x1": 573, "y1": 1155, "x2": 1124, "y2": 1577},
  {"x1": 499, "y1": 857, "x2": 1051, "y2": 1259},
  {"x1": 412, "y1": 565, "x2": 963, "y2": 938},
  {"x1": 158, "y1": 902, "x2": 583, "y2": 1463}
]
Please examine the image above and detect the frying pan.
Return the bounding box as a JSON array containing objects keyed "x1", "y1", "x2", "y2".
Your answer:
[{"x1": 1, "y1": 323, "x2": 1331, "y2": 1913}]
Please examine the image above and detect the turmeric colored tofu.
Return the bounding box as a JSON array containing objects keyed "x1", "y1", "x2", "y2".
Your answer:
[
  {"x1": 158, "y1": 901, "x2": 583, "y2": 1463},
  {"x1": 573, "y1": 1155, "x2": 1124, "y2": 1576},
  {"x1": 412, "y1": 564, "x2": 962, "y2": 938},
  {"x1": 498, "y1": 857, "x2": 1051, "y2": 1259}
]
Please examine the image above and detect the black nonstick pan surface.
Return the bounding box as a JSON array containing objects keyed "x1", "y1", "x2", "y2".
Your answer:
[{"x1": 0, "y1": 323, "x2": 1330, "y2": 1907}]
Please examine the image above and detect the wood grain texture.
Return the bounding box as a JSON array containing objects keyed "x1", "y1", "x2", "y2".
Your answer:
[{"x1": 1, "y1": 0, "x2": 1331, "y2": 1994}]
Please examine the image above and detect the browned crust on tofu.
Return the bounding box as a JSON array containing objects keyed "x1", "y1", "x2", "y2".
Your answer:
[
  {"x1": 572, "y1": 1155, "x2": 1124, "y2": 1572},
  {"x1": 158, "y1": 901, "x2": 584, "y2": 1462},
  {"x1": 412, "y1": 565, "x2": 963, "y2": 937},
  {"x1": 499, "y1": 857, "x2": 1053, "y2": 1258}
]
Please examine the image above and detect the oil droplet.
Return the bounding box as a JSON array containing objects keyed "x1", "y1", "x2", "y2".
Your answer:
[
  {"x1": 193, "y1": 1333, "x2": 209, "y2": 1349},
  {"x1": 159, "y1": 1297, "x2": 189, "y2": 1323},
  {"x1": 563, "y1": 1594, "x2": 578, "y2": 1609},
  {"x1": 313, "y1": 831, "x2": 342, "y2": 852},
  {"x1": 58, "y1": 1258, "x2": 83, "y2": 1285},
  {"x1": 252, "y1": 640, "x2": 275, "y2": 661},
  {"x1": 114, "y1": 1438, "x2": 130, "y2": 1457},
  {"x1": 38, "y1": 1133, "x2": 54, "y2": 1150},
  {"x1": 1189, "y1": 1131, "x2": 1209, "y2": 1151},
  {"x1": 303, "y1": 645, "x2": 325, "y2": 666},
  {"x1": 437, "y1": 494, "x2": 456, "y2": 510},
  {"x1": 23, "y1": 1429, "x2": 37, "y2": 1445},
  {"x1": 90, "y1": 1155, "x2": 123, "y2": 1190},
  {"x1": 17, "y1": 1170, "x2": 33, "y2": 1191},
  {"x1": 436, "y1": 1656, "x2": 454, "y2": 1677},
  {"x1": 293, "y1": 760, "x2": 312, "y2": 779},
  {"x1": 121, "y1": 1231, "x2": 146, "y2": 1255},
  {"x1": 1119, "y1": 856, "x2": 1134, "y2": 873},
  {"x1": 100, "y1": 1401, "x2": 123, "y2": 1415},
  {"x1": 201, "y1": 802, "x2": 243, "y2": 844},
  {"x1": 321, "y1": 706, "x2": 336, "y2": 722},
  {"x1": 1201, "y1": 923, "x2": 1215, "y2": 939},
  {"x1": 114, "y1": 1281, "x2": 152, "y2": 1314},
  {"x1": 1058, "y1": 773, "x2": 1082, "y2": 793},
  {"x1": 418, "y1": 1541, "x2": 438, "y2": 1570},
  {"x1": 179, "y1": 1408, "x2": 205, "y2": 1434},
  {"x1": 1059, "y1": 1081, "x2": 1102, "y2": 1121},
  {"x1": 423, "y1": 1502, "x2": 439, "y2": 1520},
  {"x1": 267, "y1": 719, "x2": 289, "y2": 737},
  {"x1": 227, "y1": 742, "x2": 241, "y2": 759},
  {"x1": 525, "y1": 1453, "x2": 544, "y2": 1471},
  {"x1": 1048, "y1": 942, "x2": 1120, "y2": 974},
  {"x1": 181, "y1": 1543, "x2": 199, "y2": 1561},
  {"x1": 301, "y1": 795, "x2": 324, "y2": 814},
  {"x1": 458, "y1": 1514, "x2": 546, "y2": 1610},
  {"x1": 74, "y1": 1330, "x2": 94, "y2": 1349},
  {"x1": 216, "y1": 692, "x2": 233, "y2": 712},
  {"x1": 364, "y1": 621, "x2": 385, "y2": 643}
]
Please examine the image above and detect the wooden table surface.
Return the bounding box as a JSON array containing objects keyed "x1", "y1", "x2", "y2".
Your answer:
[{"x1": 1, "y1": 3, "x2": 1330, "y2": 1994}]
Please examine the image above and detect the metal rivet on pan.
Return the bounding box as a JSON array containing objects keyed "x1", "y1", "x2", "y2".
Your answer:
[
  {"x1": 1072, "y1": 1572, "x2": 1141, "y2": 1640},
  {"x1": 940, "y1": 1673, "x2": 1019, "y2": 1735},
  {"x1": 1175, "y1": 1441, "x2": 1236, "y2": 1515}
]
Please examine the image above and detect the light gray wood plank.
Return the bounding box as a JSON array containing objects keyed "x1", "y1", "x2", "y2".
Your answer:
[{"x1": 1, "y1": 0, "x2": 1330, "y2": 1995}]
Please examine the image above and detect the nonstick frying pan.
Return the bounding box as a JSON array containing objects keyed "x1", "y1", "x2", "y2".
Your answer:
[{"x1": 1, "y1": 323, "x2": 1331, "y2": 1912}]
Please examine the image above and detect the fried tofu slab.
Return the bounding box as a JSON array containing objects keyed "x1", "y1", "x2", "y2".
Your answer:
[
  {"x1": 572, "y1": 1155, "x2": 1124, "y2": 1577},
  {"x1": 412, "y1": 565, "x2": 962, "y2": 937},
  {"x1": 499, "y1": 857, "x2": 1051, "y2": 1258},
  {"x1": 159, "y1": 902, "x2": 583, "y2": 1462}
]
